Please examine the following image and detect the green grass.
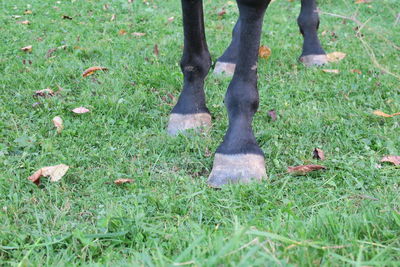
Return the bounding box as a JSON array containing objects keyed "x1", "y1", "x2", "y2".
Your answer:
[{"x1": 1, "y1": 0, "x2": 400, "y2": 266}]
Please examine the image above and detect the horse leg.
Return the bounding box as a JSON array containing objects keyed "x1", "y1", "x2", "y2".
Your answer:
[
  {"x1": 208, "y1": 0, "x2": 271, "y2": 188},
  {"x1": 298, "y1": 0, "x2": 327, "y2": 66},
  {"x1": 168, "y1": 0, "x2": 212, "y2": 135}
]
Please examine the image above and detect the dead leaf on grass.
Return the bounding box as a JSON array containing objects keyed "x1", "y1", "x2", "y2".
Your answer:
[
  {"x1": 72, "y1": 107, "x2": 90, "y2": 114},
  {"x1": 17, "y1": 20, "x2": 30, "y2": 24},
  {"x1": 267, "y1": 109, "x2": 277, "y2": 121},
  {"x1": 110, "y1": 14, "x2": 116, "y2": 21},
  {"x1": 313, "y1": 148, "x2": 325, "y2": 160},
  {"x1": 62, "y1": 15, "x2": 72, "y2": 20},
  {"x1": 118, "y1": 29, "x2": 127, "y2": 35},
  {"x1": 82, "y1": 66, "x2": 108, "y2": 77},
  {"x1": 167, "y1": 16, "x2": 174, "y2": 23},
  {"x1": 355, "y1": 0, "x2": 372, "y2": 3},
  {"x1": 28, "y1": 164, "x2": 69, "y2": 185},
  {"x1": 21, "y1": 45, "x2": 32, "y2": 52},
  {"x1": 351, "y1": 69, "x2": 362, "y2": 74},
  {"x1": 114, "y1": 178, "x2": 134, "y2": 185},
  {"x1": 52, "y1": 116, "x2": 63, "y2": 134},
  {"x1": 380, "y1": 155, "x2": 400, "y2": 166},
  {"x1": 24, "y1": 10, "x2": 33, "y2": 15},
  {"x1": 34, "y1": 88, "x2": 55, "y2": 97},
  {"x1": 327, "y1": 52, "x2": 346, "y2": 62},
  {"x1": 133, "y1": 32, "x2": 146, "y2": 37},
  {"x1": 259, "y1": 45, "x2": 271, "y2": 60},
  {"x1": 372, "y1": 110, "x2": 400, "y2": 118},
  {"x1": 322, "y1": 69, "x2": 340, "y2": 74},
  {"x1": 287, "y1": 165, "x2": 326, "y2": 175}
]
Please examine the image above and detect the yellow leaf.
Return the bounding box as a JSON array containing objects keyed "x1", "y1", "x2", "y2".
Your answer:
[
  {"x1": 327, "y1": 52, "x2": 346, "y2": 62},
  {"x1": 82, "y1": 66, "x2": 108, "y2": 77}
]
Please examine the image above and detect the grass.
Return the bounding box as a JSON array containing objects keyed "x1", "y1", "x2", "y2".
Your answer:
[{"x1": 1, "y1": 0, "x2": 399, "y2": 265}]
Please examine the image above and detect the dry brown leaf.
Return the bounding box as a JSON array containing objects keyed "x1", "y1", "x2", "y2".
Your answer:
[
  {"x1": 114, "y1": 178, "x2": 134, "y2": 185},
  {"x1": 133, "y1": 32, "x2": 146, "y2": 37},
  {"x1": 167, "y1": 16, "x2": 174, "y2": 23},
  {"x1": 110, "y1": 14, "x2": 116, "y2": 21},
  {"x1": 118, "y1": 29, "x2": 127, "y2": 35},
  {"x1": 52, "y1": 116, "x2": 63, "y2": 134},
  {"x1": 62, "y1": 15, "x2": 72, "y2": 20},
  {"x1": 28, "y1": 164, "x2": 69, "y2": 185},
  {"x1": 373, "y1": 110, "x2": 400, "y2": 118},
  {"x1": 153, "y1": 44, "x2": 159, "y2": 57},
  {"x1": 322, "y1": 69, "x2": 340, "y2": 74},
  {"x1": 82, "y1": 66, "x2": 108, "y2": 77},
  {"x1": 259, "y1": 45, "x2": 271, "y2": 60},
  {"x1": 355, "y1": 0, "x2": 372, "y2": 3},
  {"x1": 72, "y1": 107, "x2": 90, "y2": 114},
  {"x1": 313, "y1": 148, "x2": 325, "y2": 160},
  {"x1": 287, "y1": 165, "x2": 326, "y2": 175},
  {"x1": 24, "y1": 10, "x2": 32, "y2": 15},
  {"x1": 217, "y1": 9, "x2": 226, "y2": 17},
  {"x1": 380, "y1": 155, "x2": 400, "y2": 166},
  {"x1": 21, "y1": 45, "x2": 32, "y2": 52},
  {"x1": 327, "y1": 52, "x2": 346, "y2": 62},
  {"x1": 351, "y1": 69, "x2": 362, "y2": 74},
  {"x1": 34, "y1": 88, "x2": 55, "y2": 97},
  {"x1": 17, "y1": 20, "x2": 30, "y2": 24}
]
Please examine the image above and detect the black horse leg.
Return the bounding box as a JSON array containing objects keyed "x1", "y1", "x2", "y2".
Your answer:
[
  {"x1": 168, "y1": 0, "x2": 212, "y2": 135},
  {"x1": 208, "y1": 0, "x2": 271, "y2": 187},
  {"x1": 298, "y1": 0, "x2": 327, "y2": 66}
]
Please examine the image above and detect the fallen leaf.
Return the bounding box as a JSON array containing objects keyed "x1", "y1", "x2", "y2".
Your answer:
[
  {"x1": 313, "y1": 148, "x2": 325, "y2": 160},
  {"x1": 322, "y1": 69, "x2": 340, "y2": 74},
  {"x1": 351, "y1": 69, "x2": 362, "y2": 74},
  {"x1": 355, "y1": 0, "x2": 372, "y2": 3},
  {"x1": 82, "y1": 66, "x2": 108, "y2": 77},
  {"x1": 34, "y1": 88, "x2": 55, "y2": 97},
  {"x1": 267, "y1": 109, "x2": 277, "y2": 121},
  {"x1": 118, "y1": 29, "x2": 127, "y2": 35},
  {"x1": 72, "y1": 107, "x2": 90, "y2": 114},
  {"x1": 380, "y1": 155, "x2": 400, "y2": 166},
  {"x1": 133, "y1": 32, "x2": 145, "y2": 37},
  {"x1": 52, "y1": 116, "x2": 63, "y2": 134},
  {"x1": 17, "y1": 20, "x2": 30, "y2": 24},
  {"x1": 167, "y1": 16, "x2": 174, "y2": 22},
  {"x1": 217, "y1": 9, "x2": 226, "y2": 17},
  {"x1": 327, "y1": 52, "x2": 346, "y2": 62},
  {"x1": 24, "y1": 10, "x2": 32, "y2": 15},
  {"x1": 28, "y1": 164, "x2": 69, "y2": 185},
  {"x1": 103, "y1": 4, "x2": 109, "y2": 10},
  {"x1": 62, "y1": 15, "x2": 72, "y2": 20},
  {"x1": 373, "y1": 110, "x2": 400, "y2": 118},
  {"x1": 153, "y1": 44, "x2": 159, "y2": 57},
  {"x1": 12, "y1": 15, "x2": 22, "y2": 19},
  {"x1": 110, "y1": 14, "x2": 116, "y2": 21},
  {"x1": 287, "y1": 165, "x2": 326, "y2": 175},
  {"x1": 259, "y1": 45, "x2": 271, "y2": 60},
  {"x1": 114, "y1": 178, "x2": 134, "y2": 185},
  {"x1": 21, "y1": 45, "x2": 32, "y2": 52}
]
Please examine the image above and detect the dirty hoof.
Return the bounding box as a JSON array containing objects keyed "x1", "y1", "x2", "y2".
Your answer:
[
  {"x1": 300, "y1": 54, "x2": 328, "y2": 67},
  {"x1": 213, "y1": 62, "x2": 236, "y2": 76},
  {"x1": 207, "y1": 153, "x2": 267, "y2": 188},
  {"x1": 167, "y1": 113, "x2": 211, "y2": 136}
]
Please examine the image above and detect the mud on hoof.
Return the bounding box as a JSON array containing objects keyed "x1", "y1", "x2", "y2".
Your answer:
[
  {"x1": 207, "y1": 153, "x2": 267, "y2": 188},
  {"x1": 167, "y1": 113, "x2": 211, "y2": 136},
  {"x1": 213, "y1": 62, "x2": 236, "y2": 76},
  {"x1": 300, "y1": 54, "x2": 328, "y2": 67}
]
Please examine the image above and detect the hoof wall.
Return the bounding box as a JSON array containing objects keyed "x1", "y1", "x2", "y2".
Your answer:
[
  {"x1": 300, "y1": 54, "x2": 328, "y2": 67},
  {"x1": 213, "y1": 62, "x2": 236, "y2": 76},
  {"x1": 207, "y1": 153, "x2": 267, "y2": 188},
  {"x1": 167, "y1": 113, "x2": 211, "y2": 136}
]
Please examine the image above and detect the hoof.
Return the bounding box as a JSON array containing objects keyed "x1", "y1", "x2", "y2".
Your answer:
[
  {"x1": 300, "y1": 54, "x2": 328, "y2": 67},
  {"x1": 167, "y1": 113, "x2": 211, "y2": 136},
  {"x1": 213, "y1": 62, "x2": 236, "y2": 76},
  {"x1": 207, "y1": 153, "x2": 267, "y2": 188}
]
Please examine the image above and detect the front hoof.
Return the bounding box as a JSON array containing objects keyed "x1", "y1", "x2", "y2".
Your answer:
[
  {"x1": 300, "y1": 54, "x2": 328, "y2": 67},
  {"x1": 207, "y1": 153, "x2": 267, "y2": 188},
  {"x1": 213, "y1": 62, "x2": 236, "y2": 76},
  {"x1": 167, "y1": 113, "x2": 211, "y2": 136}
]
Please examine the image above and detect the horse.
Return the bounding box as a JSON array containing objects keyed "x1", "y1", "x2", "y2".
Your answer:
[{"x1": 167, "y1": 0, "x2": 327, "y2": 187}]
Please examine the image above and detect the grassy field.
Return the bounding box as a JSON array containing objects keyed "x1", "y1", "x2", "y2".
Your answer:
[{"x1": 1, "y1": 0, "x2": 400, "y2": 265}]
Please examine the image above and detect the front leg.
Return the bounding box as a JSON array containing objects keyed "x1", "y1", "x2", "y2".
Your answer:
[
  {"x1": 168, "y1": 0, "x2": 212, "y2": 135},
  {"x1": 208, "y1": 0, "x2": 271, "y2": 188}
]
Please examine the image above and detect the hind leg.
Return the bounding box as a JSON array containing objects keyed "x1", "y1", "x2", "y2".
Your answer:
[
  {"x1": 168, "y1": 0, "x2": 212, "y2": 135},
  {"x1": 298, "y1": 0, "x2": 327, "y2": 66}
]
